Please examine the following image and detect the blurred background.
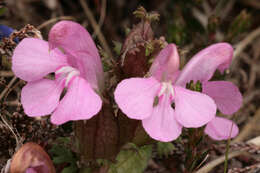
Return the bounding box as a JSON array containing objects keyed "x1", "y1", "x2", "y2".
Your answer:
[{"x1": 1, "y1": 0, "x2": 260, "y2": 172}]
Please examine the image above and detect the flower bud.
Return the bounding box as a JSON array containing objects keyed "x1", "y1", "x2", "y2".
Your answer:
[
  {"x1": 10, "y1": 142, "x2": 55, "y2": 173},
  {"x1": 119, "y1": 21, "x2": 154, "y2": 77}
]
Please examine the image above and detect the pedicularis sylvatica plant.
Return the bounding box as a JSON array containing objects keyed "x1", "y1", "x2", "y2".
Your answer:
[{"x1": 10, "y1": 7, "x2": 242, "y2": 173}]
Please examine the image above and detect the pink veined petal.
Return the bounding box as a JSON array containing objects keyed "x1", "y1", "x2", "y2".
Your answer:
[
  {"x1": 175, "y1": 43, "x2": 233, "y2": 87},
  {"x1": 48, "y1": 21, "x2": 99, "y2": 60},
  {"x1": 203, "y1": 81, "x2": 243, "y2": 115},
  {"x1": 205, "y1": 117, "x2": 239, "y2": 140},
  {"x1": 51, "y1": 76, "x2": 102, "y2": 125},
  {"x1": 73, "y1": 51, "x2": 104, "y2": 91},
  {"x1": 174, "y1": 86, "x2": 216, "y2": 128},
  {"x1": 12, "y1": 38, "x2": 68, "y2": 82},
  {"x1": 149, "y1": 44, "x2": 180, "y2": 81},
  {"x1": 21, "y1": 79, "x2": 64, "y2": 116},
  {"x1": 142, "y1": 94, "x2": 183, "y2": 142},
  {"x1": 114, "y1": 77, "x2": 161, "y2": 120}
]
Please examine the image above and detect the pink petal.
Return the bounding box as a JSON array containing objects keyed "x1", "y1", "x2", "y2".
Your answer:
[
  {"x1": 176, "y1": 43, "x2": 233, "y2": 86},
  {"x1": 12, "y1": 38, "x2": 67, "y2": 81},
  {"x1": 26, "y1": 168, "x2": 37, "y2": 173},
  {"x1": 205, "y1": 117, "x2": 239, "y2": 140},
  {"x1": 48, "y1": 21, "x2": 104, "y2": 90},
  {"x1": 114, "y1": 77, "x2": 161, "y2": 120},
  {"x1": 142, "y1": 94, "x2": 182, "y2": 142},
  {"x1": 26, "y1": 165, "x2": 49, "y2": 173},
  {"x1": 74, "y1": 51, "x2": 104, "y2": 91},
  {"x1": 21, "y1": 79, "x2": 63, "y2": 116},
  {"x1": 203, "y1": 81, "x2": 242, "y2": 115},
  {"x1": 149, "y1": 44, "x2": 180, "y2": 81},
  {"x1": 48, "y1": 21, "x2": 99, "y2": 60},
  {"x1": 174, "y1": 86, "x2": 216, "y2": 128},
  {"x1": 51, "y1": 76, "x2": 102, "y2": 125}
]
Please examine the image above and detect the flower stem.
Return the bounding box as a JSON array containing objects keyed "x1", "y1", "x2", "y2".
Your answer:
[
  {"x1": 223, "y1": 139, "x2": 230, "y2": 173},
  {"x1": 224, "y1": 123, "x2": 234, "y2": 173}
]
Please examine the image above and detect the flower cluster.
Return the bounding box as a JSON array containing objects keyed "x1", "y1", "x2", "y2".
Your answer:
[
  {"x1": 12, "y1": 21, "x2": 242, "y2": 141},
  {"x1": 115, "y1": 43, "x2": 242, "y2": 141}
]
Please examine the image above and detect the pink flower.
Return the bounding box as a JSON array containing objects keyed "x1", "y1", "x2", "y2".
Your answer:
[
  {"x1": 175, "y1": 43, "x2": 242, "y2": 140},
  {"x1": 115, "y1": 44, "x2": 221, "y2": 142},
  {"x1": 12, "y1": 21, "x2": 103, "y2": 125}
]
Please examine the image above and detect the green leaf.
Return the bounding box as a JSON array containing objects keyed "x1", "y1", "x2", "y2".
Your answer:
[
  {"x1": 0, "y1": 7, "x2": 7, "y2": 16},
  {"x1": 49, "y1": 145, "x2": 67, "y2": 156},
  {"x1": 157, "y1": 142, "x2": 175, "y2": 157},
  {"x1": 61, "y1": 164, "x2": 78, "y2": 173},
  {"x1": 57, "y1": 137, "x2": 71, "y2": 144},
  {"x1": 79, "y1": 168, "x2": 92, "y2": 173},
  {"x1": 108, "y1": 144, "x2": 153, "y2": 173},
  {"x1": 52, "y1": 154, "x2": 74, "y2": 164},
  {"x1": 49, "y1": 144, "x2": 76, "y2": 164}
]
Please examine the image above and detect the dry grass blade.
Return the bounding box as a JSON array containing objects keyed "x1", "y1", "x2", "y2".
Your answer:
[
  {"x1": 37, "y1": 16, "x2": 75, "y2": 30},
  {"x1": 196, "y1": 136, "x2": 260, "y2": 173}
]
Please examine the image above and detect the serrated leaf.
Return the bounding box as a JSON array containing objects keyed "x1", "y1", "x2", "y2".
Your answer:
[
  {"x1": 157, "y1": 142, "x2": 175, "y2": 157},
  {"x1": 108, "y1": 145, "x2": 152, "y2": 173}
]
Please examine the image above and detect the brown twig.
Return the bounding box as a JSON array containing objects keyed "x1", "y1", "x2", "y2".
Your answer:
[
  {"x1": 79, "y1": 0, "x2": 113, "y2": 59},
  {"x1": 92, "y1": 0, "x2": 107, "y2": 38},
  {"x1": 240, "y1": 0, "x2": 260, "y2": 9},
  {"x1": 219, "y1": 0, "x2": 236, "y2": 19},
  {"x1": 37, "y1": 16, "x2": 75, "y2": 30},
  {"x1": 0, "y1": 77, "x2": 17, "y2": 101},
  {"x1": 243, "y1": 89, "x2": 260, "y2": 105},
  {"x1": 192, "y1": 8, "x2": 207, "y2": 28},
  {"x1": 228, "y1": 163, "x2": 260, "y2": 173},
  {"x1": 0, "y1": 112, "x2": 22, "y2": 150},
  {"x1": 0, "y1": 71, "x2": 14, "y2": 77},
  {"x1": 233, "y1": 27, "x2": 260, "y2": 58},
  {"x1": 3, "y1": 100, "x2": 21, "y2": 107}
]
